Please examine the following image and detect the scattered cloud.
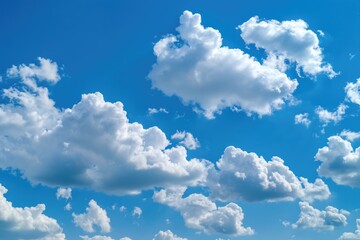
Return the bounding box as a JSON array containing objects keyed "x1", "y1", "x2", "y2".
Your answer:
[
  {"x1": 149, "y1": 10, "x2": 298, "y2": 119},
  {"x1": 295, "y1": 113, "x2": 311, "y2": 127},
  {"x1": 80, "y1": 236, "x2": 114, "y2": 240},
  {"x1": 153, "y1": 187, "x2": 254, "y2": 236},
  {"x1": 153, "y1": 230, "x2": 187, "y2": 240},
  {"x1": 56, "y1": 187, "x2": 72, "y2": 200},
  {"x1": 292, "y1": 202, "x2": 349, "y2": 231},
  {"x1": 148, "y1": 108, "x2": 169, "y2": 115},
  {"x1": 340, "y1": 130, "x2": 360, "y2": 142},
  {"x1": 315, "y1": 104, "x2": 347, "y2": 126},
  {"x1": 119, "y1": 206, "x2": 126, "y2": 212},
  {"x1": 316, "y1": 136, "x2": 360, "y2": 187},
  {"x1": 73, "y1": 200, "x2": 111, "y2": 233},
  {"x1": 208, "y1": 146, "x2": 330, "y2": 202},
  {"x1": 65, "y1": 203, "x2": 72, "y2": 211},
  {"x1": 0, "y1": 59, "x2": 210, "y2": 195},
  {"x1": 240, "y1": 17, "x2": 336, "y2": 78},
  {"x1": 119, "y1": 238, "x2": 132, "y2": 240},
  {"x1": 0, "y1": 183, "x2": 65, "y2": 240},
  {"x1": 345, "y1": 78, "x2": 360, "y2": 105},
  {"x1": 171, "y1": 131, "x2": 200, "y2": 150},
  {"x1": 132, "y1": 207, "x2": 142, "y2": 218},
  {"x1": 339, "y1": 219, "x2": 360, "y2": 240}
]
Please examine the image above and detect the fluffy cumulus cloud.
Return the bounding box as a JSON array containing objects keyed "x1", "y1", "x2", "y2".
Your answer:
[
  {"x1": 239, "y1": 16, "x2": 336, "y2": 77},
  {"x1": 292, "y1": 202, "x2": 349, "y2": 231},
  {"x1": 208, "y1": 146, "x2": 330, "y2": 202},
  {"x1": 119, "y1": 237, "x2": 132, "y2": 240},
  {"x1": 132, "y1": 207, "x2": 142, "y2": 218},
  {"x1": 148, "y1": 107, "x2": 169, "y2": 115},
  {"x1": 295, "y1": 113, "x2": 311, "y2": 127},
  {"x1": 0, "y1": 58, "x2": 210, "y2": 195},
  {"x1": 80, "y1": 236, "x2": 114, "y2": 240},
  {"x1": 171, "y1": 131, "x2": 200, "y2": 150},
  {"x1": 153, "y1": 230, "x2": 187, "y2": 240},
  {"x1": 345, "y1": 78, "x2": 360, "y2": 105},
  {"x1": 149, "y1": 10, "x2": 298, "y2": 119},
  {"x1": 153, "y1": 187, "x2": 254, "y2": 236},
  {"x1": 0, "y1": 183, "x2": 65, "y2": 240},
  {"x1": 340, "y1": 130, "x2": 360, "y2": 142},
  {"x1": 315, "y1": 104, "x2": 347, "y2": 126},
  {"x1": 339, "y1": 219, "x2": 360, "y2": 240},
  {"x1": 56, "y1": 187, "x2": 72, "y2": 200},
  {"x1": 73, "y1": 200, "x2": 111, "y2": 233},
  {"x1": 315, "y1": 136, "x2": 360, "y2": 187}
]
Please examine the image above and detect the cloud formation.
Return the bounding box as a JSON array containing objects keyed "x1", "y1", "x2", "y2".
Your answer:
[
  {"x1": 153, "y1": 230, "x2": 187, "y2": 240},
  {"x1": 149, "y1": 10, "x2": 298, "y2": 119},
  {"x1": 171, "y1": 131, "x2": 200, "y2": 150},
  {"x1": 345, "y1": 78, "x2": 360, "y2": 105},
  {"x1": 316, "y1": 136, "x2": 360, "y2": 187},
  {"x1": 153, "y1": 187, "x2": 254, "y2": 236},
  {"x1": 73, "y1": 200, "x2": 111, "y2": 233},
  {"x1": 295, "y1": 113, "x2": 311, "y2": 127},
  {"x1": 208, "y1": 146, "x2": 330, "y2": 202},
  {"x1": 0, "y1": 58, "x2": 210, "y2": 195},
  {"x1": 339, "y1": 219, "x2": 360, "y2": 240},
  {"x1": 315, "y1": 104, "x2": 347, "y2": 126},
  {"x1": 292, "y1": 202, "x2": 349, "y2": 231},
  {"x1": 0, "y1": 183, "x2": 65, "y2": 240},
  {"x1": 240, "y1": 16, "x2": 336, "y2": 77},
  {"x1": 56, "y1": 187, "x2": 72, "y2": 200}
]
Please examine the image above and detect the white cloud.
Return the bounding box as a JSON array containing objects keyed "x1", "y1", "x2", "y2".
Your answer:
[
  {"x1": 81, "y1": 236, "x2": 114, "y2": 240},
  {"x1": 345, "y1": 78, "x2": 360, "y2": 105},
  {"x1": 119, "y1": 206, "x2": 126, "y2": 212},
  {"x1": 315, "y1": 104, "x2": 347, "y2": 126},
  {"x1": 149, "y1": 10, "x2": 298, "y2": 119},
  {"x1": 153, "y1": 230, "x2": 187, "y2": 240},
  {"x1": 315, "y1": 136, "x2": 360, "y2": 187},
  {"x1": 56, "y1": 187, "x2": 72, "y2": 200},
  {"x1": 0, "y1": 59, "x2": 210, "y2": 195},
  {"x1": 292, "y1": 202, "x2": 349, "y2": 231},
  {"x1": 153, "y1": 187, "x2": 254, "y2": 236},
  {"x1": 119, "y1": 238, "x2": 132, "y2": 240},
  {"x1": 73, "y1": 200, "x2": 111, "y2": 233},
  {"x1": 7, "y1": 57, "x2": 60, "y2": 84},
  {"x1": 171, "y1": 131, "x2": 200, "y2": 150},
  {"x1": 340, "y1": 130, "x2": 360, "y2": 142},
  {"x1": 339, "y1": 219, "x2": 360, "y2": 239},
  {"x1": 0, "y1": 183, "x2": 65, "y2": 240},
  {"x1": 148, "y1": 108, "x2": 169, "y2": 115},
  {"x1": 240, "y1": 16, "x2": 336, "y2": 78},
  {"x1": 295, "y1": 113, "x2": 311, "y2": 127},
  {"x1": 65, "y1": 203, "x2": 72, "y2": 211},
  {"x1": 132, "y1": 207, "x2": 142, "y2": 218},
  {"x1": 208, "y1": 146, "x2": 330, "y2": 202}
]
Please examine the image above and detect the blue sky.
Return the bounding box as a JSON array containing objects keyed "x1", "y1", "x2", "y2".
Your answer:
[{"x1": 1, "y1": 1, "x2": 360, "y2": 239}]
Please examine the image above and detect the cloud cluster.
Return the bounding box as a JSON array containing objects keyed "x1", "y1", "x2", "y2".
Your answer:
[
  {"x1": 81, "y1": 236, "x2": 114, "y2": 240},
  {"x1": 240, "y1": 16, "x2": 336, "y2": 77},
  {"x1": 153, "y1": 230, "x2": 187, "y2": 240},
  {"x1": 315, "y1": 104, "x2": 347, "y2": 126},
  {"x1": 73, "y1": 200, "x2": 111, "y2": 233},
  {"x1": 149, "y1": 10, "x2": 298, "y2": 119},
  {"x1": 292, "y1": 202, "x2": 349, "y2": 231},
  {"x1": 153, "y1": 187, "x2": 254, "y2": 236},
  {"x1": 345, "y1": 78, "x2": 360, "y2": 105},
  {"x1": 340, "y1": 130, "x2": 360, "y2": 142},
  {"x1": 0, "y1": 183, "x2": 65, "y2": 240},
  {"x1": 171, "y1": 131, "x2": 200, "y2": 150},
  {"x1": 0, "y1": 58, "x2": 210, "y2": 195},
  {"x1": 316, "y1": 136, "x2": 360, "y2": 187},
  {"x1": 295, "y1": 113, "x2": 311, "y2": 127},
  {"x1": 56, "y1": 187, "x2": 72, "y2": 200},
  {"x1": 208, "y1": 146, "x2": 330, "y2": 202}
]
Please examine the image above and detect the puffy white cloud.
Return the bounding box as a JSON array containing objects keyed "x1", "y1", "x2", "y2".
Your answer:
[
  {"x1": 56, "y1": 187, "x2": 72, "y2": 200},
  {"x1": 240, "y1": 16, "x2": 336, "y2": 78},
  {"x1": 0, "y1": 59, "x2": 210, "y2": 195},
  {"x1": 65, "y1": 203, "x2": 72, "y2": 211},
  {"x1": 208, "y1": 146, "x2": 330, "y2": 202},
  {"x1": 81, "y1": 236, "x2": 114, "y2": 240},
  {"x1": 149, "y1": 10, "x2": 298, "y2": 119},
  {"x1": 0, "y1": 183, "x2": 65, "y2": 240},
  {"x1": 73, "y1": 200, "x2": 111, "y2": 233},
  {"x1": 132, "y1": 207, "x2": 142, "y2": 218},
  {"x1": 119, "y1": 206, "x2": 126, "y2": 212},
  {"x1": 171, "y1": 131, "x2": 200, "y2": 150},
  {"x1": 295, "y1": 113, "x2": 311, "y2": 127},
  {"x1": 315, "y1": 136, "x2": 360, "y2": 187},
  {"x1": 340, "y1": 130, "x2": 360, "y2": 142},
  {"x1": 148, "y1": 108, "x2": 169, "y2": 115},
  {"x1": 7, "y1": 57, "x2": 60, "y2": 84},
  {"x1": 119, "y1": 237, "x2": 132, "y2": 240},
  {"x1": 153, "y1": 230, "x2": 187, "y2": 240},
  {"x1": 292, "y1": 202, "x2": 349, "y2": 231},
  {"x1": 346, "y1": 78, "x2": 360, "y2": 105},
  {"x1": 339, "y1": 219, "x2": 360, "y2": 240},
  {"x1": 153, "y1": 187, "x2": 254, "y2": 236},
  {"x1": 315, "y1": 104, "x2": 347, "y2": 126}
]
